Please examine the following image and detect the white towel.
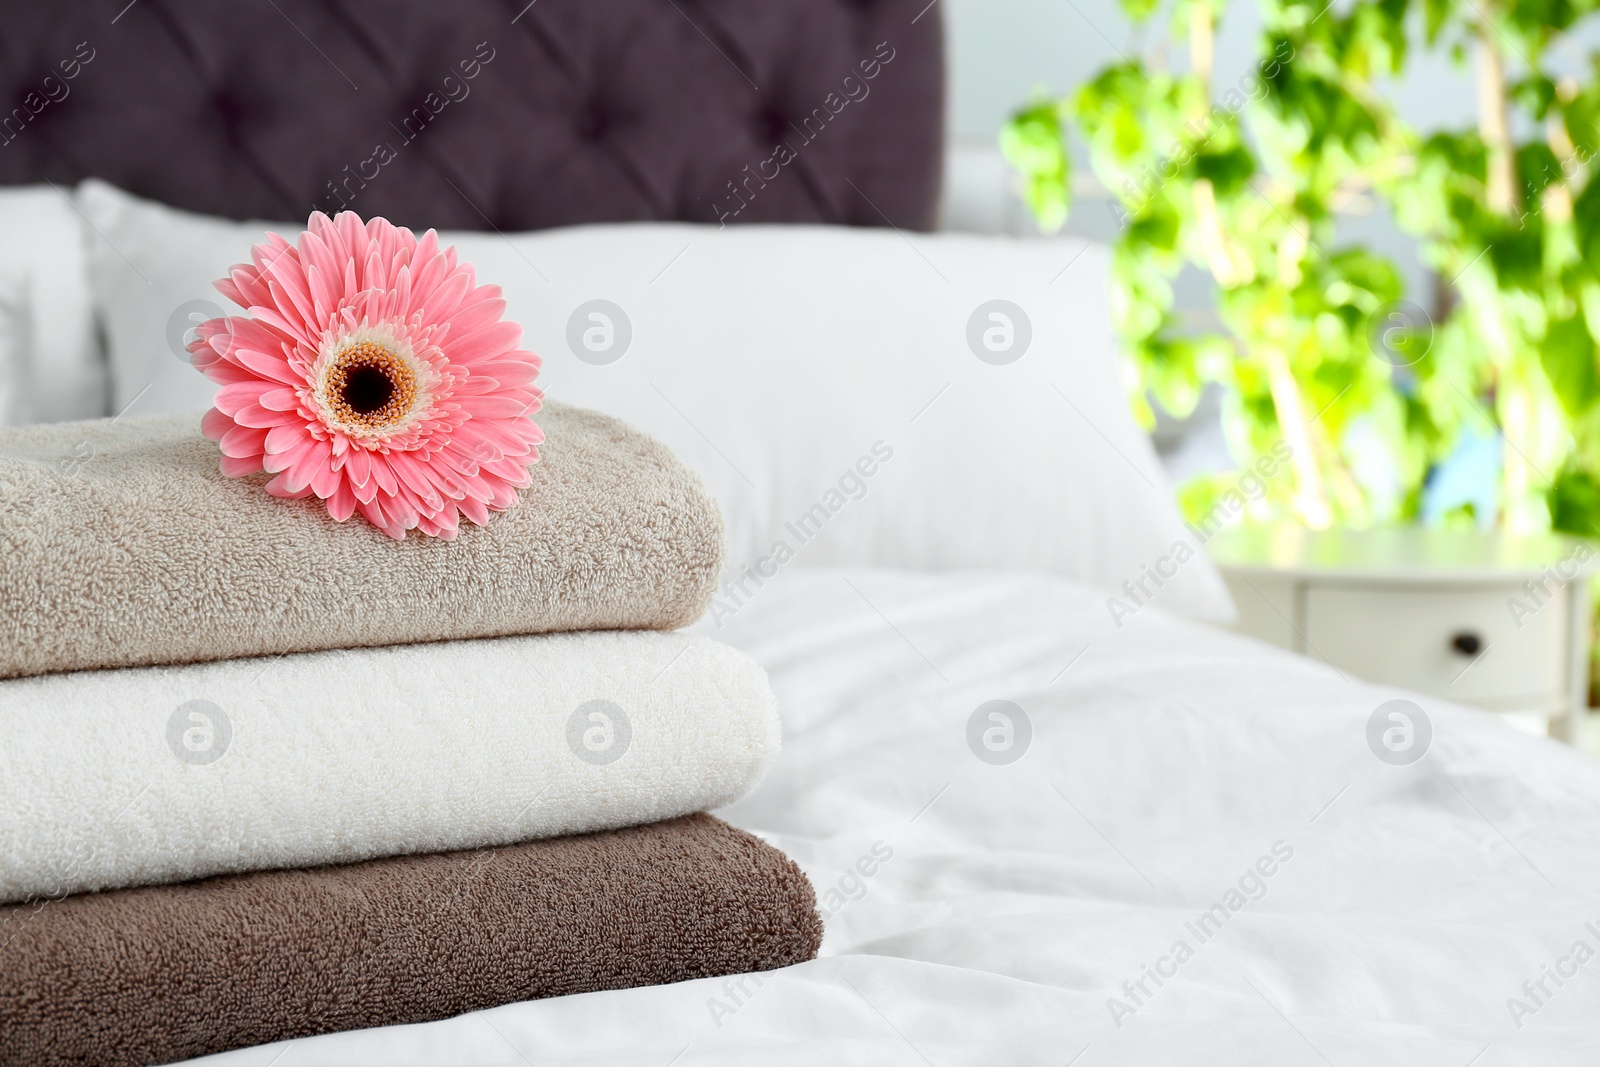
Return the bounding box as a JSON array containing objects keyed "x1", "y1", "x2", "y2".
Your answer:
[{"x1": 0, "y1": 631, "x2": 778, "y2": 903}]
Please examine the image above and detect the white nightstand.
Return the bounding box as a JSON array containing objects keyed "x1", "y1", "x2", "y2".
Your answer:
[{"x1": 1206, "y1": 526, "x2": 1597, "y2": 741}]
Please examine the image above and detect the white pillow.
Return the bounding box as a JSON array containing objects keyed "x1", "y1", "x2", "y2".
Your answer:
[
  {"x1": 0, "y1": 186, "x2": 103, "y2": 426},
  {"x1": 75, "y1": 179, "x2": 1233, "y2": 622}
]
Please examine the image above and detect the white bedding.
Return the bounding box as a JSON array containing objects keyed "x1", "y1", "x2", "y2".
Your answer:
[{"x1": 190, "y1": 568, "x2": 1600, "y2": 1065}]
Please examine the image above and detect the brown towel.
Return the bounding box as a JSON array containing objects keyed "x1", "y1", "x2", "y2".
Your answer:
[
  {"x1": 0, "y1": 400, "x2": 722, "y2": 679},
  {"x1": 0, "y1": 814, "x2": 820, "y2": 1067}
]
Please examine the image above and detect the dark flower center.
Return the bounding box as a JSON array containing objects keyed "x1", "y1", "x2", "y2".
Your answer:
[
  {"x1": 340, "y1": 364, "x2": 394, "y2": 415},
  {"x1": 324, "y1": 339, "x2": 419, "y2": 433}
]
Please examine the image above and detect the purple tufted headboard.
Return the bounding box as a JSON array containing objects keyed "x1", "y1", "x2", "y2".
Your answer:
[{"x1": 0, "y1": 0, "x2": 943, "y2": 231}]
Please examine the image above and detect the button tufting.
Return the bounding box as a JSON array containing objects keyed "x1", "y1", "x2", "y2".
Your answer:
[
  {"x1": 6, "y1": 76, "x2": 58, "y2": 117},
  {"x1": 754, "y1": 108, "x2": 792, "y2": 143},
  {"x1": 575, "y1": 100, "x2": 610, "y2": 141},
  {"x1": 0, "y1": 0, "x2": 943, "y2": 233},
  {"x1": 209, "y1": 90, "x2": 248, "y2": 126}
]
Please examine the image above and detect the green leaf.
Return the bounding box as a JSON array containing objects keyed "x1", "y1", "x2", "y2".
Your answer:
[
  {"x1": 999, "y1": 100, "x2": 1072, "y2": 232},
  {"x1": 1549, "y1": 465, "x2": 1600, "y2": 536},
  {"x1": 1193, "y1": 144, "x2": 1256, "y2": 197},
  {"x1": 1541, "y1": 313, "x2": 1600, "y2": 420},
  {"x1": 1422, "y1": 0, "x2": 1451, "y2": 42},
  {"x1": 1124, "y1": 199, "x2": 1183, "y2": 256}
]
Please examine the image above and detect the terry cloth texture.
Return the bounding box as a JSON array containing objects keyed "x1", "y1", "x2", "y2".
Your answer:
[
  {"x1": 0, "y1": 631, "x2": 780, "y2": 903},
  {"x1": 0, "y1": 399, "x2": 722, "y2": 679},
  {"x1": 0, "y1": 813, "x2": 823, "y2": 1067}
]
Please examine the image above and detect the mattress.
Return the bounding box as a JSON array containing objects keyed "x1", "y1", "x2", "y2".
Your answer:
[{"x1": 182, "y1": 567, "x2": 1600, "y2": 1065}]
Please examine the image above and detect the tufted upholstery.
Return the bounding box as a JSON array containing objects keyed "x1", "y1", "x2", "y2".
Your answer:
[{"x1": 0, "y1": 0, "x2": 943, "y2": 231}]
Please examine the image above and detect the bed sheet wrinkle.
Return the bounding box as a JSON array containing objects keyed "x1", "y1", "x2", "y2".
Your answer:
[{"x1": 183, "y1": 567, "x2": 1600, "y2": 1065}]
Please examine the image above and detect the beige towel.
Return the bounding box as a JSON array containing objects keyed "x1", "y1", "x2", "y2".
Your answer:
[
  {"x1": 0, "y1": 813, "x2": 821, "y2": 1067},
  {"x1": 0, "y1": 400, "x2": 721, "y2": 678}
]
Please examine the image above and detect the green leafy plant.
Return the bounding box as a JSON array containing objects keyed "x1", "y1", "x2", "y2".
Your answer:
[
  {"x1": 1003, "y1": 0, "x2": 1600, "y2": 546},
  {"x1": 1005, "y1": 0, "x2": 1448, "y2": 530},
  {"x1": 1388, "y1": 0, "x2": 1600, "y2": 542}
]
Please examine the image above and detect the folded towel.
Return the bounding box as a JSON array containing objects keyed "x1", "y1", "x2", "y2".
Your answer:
[
  {"x1": 0, "y1": 813, "x2": 821, "y2": 1067},
  {"x1": 0, "y1": 631, "x2": 778, "y2": 903},
  {"x1": 0, "y1": 400, "x2": 721, "y2": 680}
]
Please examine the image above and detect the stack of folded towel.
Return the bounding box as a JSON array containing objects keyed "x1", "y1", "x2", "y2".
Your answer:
[{"x1": 0, "y1": 401, "x2": 820, "y2": 1066}]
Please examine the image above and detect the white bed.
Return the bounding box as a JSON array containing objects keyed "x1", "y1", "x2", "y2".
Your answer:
[
  {"x1": 10, "y1": 2, "x2": 1595, "y2": 1060},
  {"x1": 7, "y1": 181, "x2": 1599, "y2": 1064},
  {"x1": 189, "y1": 567, "x2": 1600, "y2": 1066}
]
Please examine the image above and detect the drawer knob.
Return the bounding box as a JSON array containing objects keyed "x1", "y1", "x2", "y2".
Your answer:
[{"x1": 1450, "y1": 631, "x2": 1484, "y2": 656}]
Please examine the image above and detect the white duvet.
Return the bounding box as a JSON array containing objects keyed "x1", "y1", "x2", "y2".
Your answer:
[{"x1": 192, "y1": 568, "x2": 1600, "y2": 1065}]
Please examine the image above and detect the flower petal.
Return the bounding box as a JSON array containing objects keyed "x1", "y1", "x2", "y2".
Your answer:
[
  {"x1": 327, "y1": 481, "x2": 358, "y2": 521},
  {"x1": 200, "y1": 407, "x2": 234, "y2": 442},
  {"x1": 264, "y1": 423, "x2": 310, "y2": 456},
  {"x1": 456, "y1": 395, "x2": 535, "y2": 420},
  {"x1": 220, "y1": 425, "x2": 270, "y2": 459},
  {"x1": 220, "y1": 453, "x2": 264, "y2": 478},
  {"x1": 478, "y1": 357, "x2": 541, "y2": 389},
  {"x1": 264, "y1": 473, "x2": 316, "y2": 499},
  {"x1": 232, "y1": 403, "x2": 300, "y2": 430},
  {"x1": 309, "y1": 455, "x2": 342, "y2": 499},
  {"x1": 444, "y1": 319, "x2": 521, "y2": 363},
  {"x1": 262, "y1": 434, "x2": 317, "y2": 475}
]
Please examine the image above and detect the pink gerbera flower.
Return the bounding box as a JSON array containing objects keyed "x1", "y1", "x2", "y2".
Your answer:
[{"x1": 190, "y1": 212, "x2": 543, "y2": 540}]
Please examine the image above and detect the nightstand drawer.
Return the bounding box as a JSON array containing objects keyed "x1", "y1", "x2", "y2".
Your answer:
[{"x1": 1301, "y1": 583, "x2": 1568, "y2": 705}]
